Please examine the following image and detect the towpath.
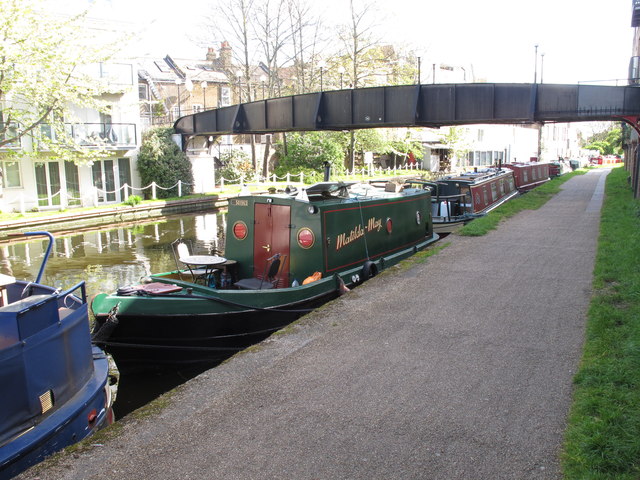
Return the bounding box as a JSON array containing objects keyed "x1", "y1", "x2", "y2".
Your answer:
[{"x1": 18, "y1": 168, "x2": 608, "y2": 480}]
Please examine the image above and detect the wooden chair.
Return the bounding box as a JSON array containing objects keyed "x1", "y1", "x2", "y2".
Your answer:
[
  {"x1": 171, "y1": 238, "x2": 209, "y2": 283},
  {"x1": 234, "y1": 253, "x2": 286, "y2": 290}
]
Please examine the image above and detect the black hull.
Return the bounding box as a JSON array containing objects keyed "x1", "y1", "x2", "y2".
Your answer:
[{"x1": 94, "y1": 292, "x2": 338, "y2": 372}]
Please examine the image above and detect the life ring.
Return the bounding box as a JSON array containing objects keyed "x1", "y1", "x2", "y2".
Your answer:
[{"x1": 361, "y1": 261, "x2": 378, "y2": 281}]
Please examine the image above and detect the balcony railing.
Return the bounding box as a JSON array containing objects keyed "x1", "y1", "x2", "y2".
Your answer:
[{"x1": 40, "y1": 123, "x2": 138, "y2": 149}]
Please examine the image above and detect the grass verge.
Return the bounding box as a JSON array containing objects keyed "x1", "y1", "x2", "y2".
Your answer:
[
  {"x1": 457, "y1": 169, "x2": 587, "y2": 236},
  {"x1": 562, "y1": 166, "x2": 640, "y2": 479}
]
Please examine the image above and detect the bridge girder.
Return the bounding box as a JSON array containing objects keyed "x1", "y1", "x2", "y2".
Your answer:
[{"x1": 174, "y1": 83, "x2": 640, "y2": 138}]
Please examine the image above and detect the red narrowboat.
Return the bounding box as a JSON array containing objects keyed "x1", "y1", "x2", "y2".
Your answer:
[{"x1": 502, "y1": 162, "x2": 551, "y2": 192}]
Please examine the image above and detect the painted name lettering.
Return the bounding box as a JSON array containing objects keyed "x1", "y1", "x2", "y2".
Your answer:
[
  {"x1": 231, "y1": 199, "x2": 249, "y2": 206},
  {"x1": 335, "y1": 217, "x2": 382, "y2": 251}
]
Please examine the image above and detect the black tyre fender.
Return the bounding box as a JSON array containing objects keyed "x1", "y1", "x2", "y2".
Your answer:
[{"x1": 361, "y1": 260, "x2": 378, "y2": 281}]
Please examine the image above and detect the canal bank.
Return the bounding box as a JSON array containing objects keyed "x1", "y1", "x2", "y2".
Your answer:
[
  {"x1": 0, "y1": 194, "x2": 233, "y2": 240},
  {"x1": 15, "y1": 169, "x2": 608, "y2": 479}
]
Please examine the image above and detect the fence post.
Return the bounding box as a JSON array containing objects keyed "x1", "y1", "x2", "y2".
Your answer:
[
  {"x1": 60, "y1": 186, "x2": 68, "y2": 210},
  {"x1": 300, "y1": 172, "x2": 304, "y2": 184},
  {"x1": 178, "y1": 180, "x2": 182, "y2": 197},
  {"x1": 272, "y1": 173, "x2": 276, "y2": 182},
  {"x1": 19, "y1": 193, "x2": 25, "y2": 215},
  {"x1": 93, "y1": 186, "x2": 99, "y2": 207},
  {"x1": 123, "y1": 183, "x2": 129, "y2": 202},
  {"x1": 221, "y1": 176, "x2": 225, "y2": 188},
  {"x1": 152, "y1": 182, "x2": 157, "y2": 200},
  {"x1": 286, "y1": 173, "x2": 290, "y2": 183}
]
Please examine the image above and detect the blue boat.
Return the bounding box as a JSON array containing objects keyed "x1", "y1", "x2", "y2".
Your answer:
[{"x1": 0, "y1": 232, "x2": 118, "y2": 480}]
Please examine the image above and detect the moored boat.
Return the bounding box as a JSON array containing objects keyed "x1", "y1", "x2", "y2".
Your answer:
[
  {"x1": 91, "y1": 181, "x2": 439, "y2": 371},
  {"x1": 502, "y1": 161, "x2": 551, "y2": 192},
  {"x1": 404, "y1": 167, "x2": 518, "y2": 234},
  {"x1": 0, "y1": 232, "x2": 118, "y2": 480}
]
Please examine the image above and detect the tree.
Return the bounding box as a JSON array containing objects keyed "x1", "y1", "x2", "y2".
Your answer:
[
  {"x1": 137, "y1": 128, "x2": 194, "y2": 199},
  {"x1": 440, "y1": 127, "x2": 470, "y2": 171},
  {"x1": 0, "y1": 0, "x2": 120, "y2": 163},
  {"x1": 583, "y1": 125, "x2": 623, "y2": 156},
  {"x1": 336, "y1": 0, "x2": 381, "y2": 90},
  {"x1": 274, "y1": 132, "x2": 345, "y2": 183}
]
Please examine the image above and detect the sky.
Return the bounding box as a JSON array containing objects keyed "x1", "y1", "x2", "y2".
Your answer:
[{"x1": 64, "y1": 0, "x2": 634, "y2": 86}]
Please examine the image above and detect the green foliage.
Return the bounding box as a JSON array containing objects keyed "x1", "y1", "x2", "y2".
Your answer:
[
  {"x1": 123, "y1": 195, "x2": 142, "y2": 207},
  {"x1": 219, "y1": 149, "x2": 257, "y2": 183},
  {"x1": 137, "y1": 127, "x2": 193, "y2": 199},
  {"x1": 275, "y1": 132, "x2": 346, "y2": 183},
  {"x1": 584, "y1": 126, "x2": 623, "y2": 156},
  {"x1": 0, "y1": 0, "x2": 124, "y2": 163},
  {"x1": 562, "y1": 166, "x2": 640, "y2": 479}
]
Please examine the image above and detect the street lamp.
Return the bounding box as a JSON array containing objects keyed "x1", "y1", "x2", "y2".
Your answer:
[
  {"x1": 534, "y1": 44, "x2": 539, "y2": 83},
  {"x1": 236, "y1": 69, "x2": 243, "y2": 103},
  {"x1": 200, "y1": 81, "x2": 208, "y2": 110},
  {"x1": 175, "y1": 78, "x2": 183, "y2": 117},
  {"x1": 540, "y1": 53, "x2": 545, "y2": 83},
  {"x1": 318, "y1": 60, "x2": 326, "y2": 91},
  {"x1": 338, "y1": 66, "x2": 345, "y2": 89},
  {"x1": 260, "y1": 74, "x2": 266, "y2": 99}
]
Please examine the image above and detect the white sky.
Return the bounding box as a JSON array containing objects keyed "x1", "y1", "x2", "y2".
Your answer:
[{"x1": 67, "y1": 0, "x2": 634, "y2": 85}]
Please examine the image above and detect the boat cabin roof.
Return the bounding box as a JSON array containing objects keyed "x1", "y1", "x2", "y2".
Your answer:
[{"x1": 442, "y1": 168, "x2": 510, "y2": 184}]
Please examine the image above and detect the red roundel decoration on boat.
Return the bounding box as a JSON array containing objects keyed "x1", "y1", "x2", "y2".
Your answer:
[
  {"x1": 297, "y1": 228, "x2": 315, "y2": 249},
  {"x1": 233, "y1": 221, "x2": 248, "y2": 240},
  {"x1": 386, "y1": 218, "x2": 393, "y2": 234}
]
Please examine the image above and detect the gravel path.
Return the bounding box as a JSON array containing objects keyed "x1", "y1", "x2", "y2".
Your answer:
[{"x1": 18, "y1": 169, "x2": 608, "y2": 480}]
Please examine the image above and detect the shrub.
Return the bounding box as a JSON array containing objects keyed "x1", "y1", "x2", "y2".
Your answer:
[
  {"x1": 274, "y1": 132, "x2": 345, "y2": 184},
  {"x1": 219, "y1": 149, "x2": 257, "y2": 184},
  {"x1": 137, "y1": 127, "x2": 194, "y2": 199},
  {"x1": 123, "y1": 195, "x2": 142, "y2": 206}
]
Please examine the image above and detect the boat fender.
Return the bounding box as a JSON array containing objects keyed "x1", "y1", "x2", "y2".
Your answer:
[
  {"x1": 361, "y1": 261, "x2": 378, "y2": 281},
  {"x1": 336, "y1": 276, "x2": 350, "y2": 295},
  {"x1": 92, "y1": 303, "x2": 120, "y2": 343},
  {"x1": 302, "y1": 272, "x2": 322, "y2": 285}
]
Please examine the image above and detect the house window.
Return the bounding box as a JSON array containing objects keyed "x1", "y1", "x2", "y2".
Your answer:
[
  {"x1": 193, "y1": 104, "x2": 203, "y2": 113},
  {"x1": 220, "y1": 87, "x2": 231, "y2": 106},
  {"x1": 1, "y1": 161, "x2": 21, "y2": 188}
]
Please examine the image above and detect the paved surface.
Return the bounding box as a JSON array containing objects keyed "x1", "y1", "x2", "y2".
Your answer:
[{"x1": 19, "y1": 169, "x2": 608, "y2": 480}]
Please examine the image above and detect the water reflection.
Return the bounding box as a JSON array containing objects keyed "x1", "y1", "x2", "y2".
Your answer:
[
  {"x1": 0, "y1": 211, "x2": 227, "y2": 299},
  {"x1": 0, "y1": 210, "x2": 228, "y2": 418}
]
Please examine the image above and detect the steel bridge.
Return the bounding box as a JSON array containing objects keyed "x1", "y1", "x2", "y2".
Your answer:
[{"x1": 174, "y1": 83, "x2": 640, "y2": 139}]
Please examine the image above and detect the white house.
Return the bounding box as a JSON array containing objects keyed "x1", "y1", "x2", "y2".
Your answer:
[{"x1": 0, "y1": 60, "x2": 140, "y2": 213}]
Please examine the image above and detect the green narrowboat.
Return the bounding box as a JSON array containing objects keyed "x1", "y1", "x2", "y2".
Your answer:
[{"x1": 91, "y1": 181, "x2": 438, "y2": 370}]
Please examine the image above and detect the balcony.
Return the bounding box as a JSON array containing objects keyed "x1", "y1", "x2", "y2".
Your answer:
[{"x1": 40, "y1": 123, "x2": 138, "y2": 150}]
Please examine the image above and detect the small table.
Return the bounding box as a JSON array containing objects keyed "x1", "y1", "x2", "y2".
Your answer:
[{"x1": 179, "y1": 255, "x2": 227, "y2": 285}]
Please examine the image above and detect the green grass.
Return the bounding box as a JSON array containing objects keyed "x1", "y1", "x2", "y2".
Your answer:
[
  {"x1": 458, "y1": 169, "x2": 587, "y2": 236},
  {"x1": 562, "y1": 166, "x2": 640, "y2": 479}
]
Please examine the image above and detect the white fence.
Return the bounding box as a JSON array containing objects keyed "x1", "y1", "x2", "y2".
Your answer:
[{"x1": 4, "y1": 164, "x2": 428, "y2": 214}]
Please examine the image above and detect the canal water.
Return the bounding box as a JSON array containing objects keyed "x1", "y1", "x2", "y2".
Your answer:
[{"x1": 0, "y1": 210, "x2": 228, "y2": 418}]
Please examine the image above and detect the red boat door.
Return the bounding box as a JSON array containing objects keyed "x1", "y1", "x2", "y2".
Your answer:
[{"x1": 253, "y1": 203, "x2": 291, "y2": 286}]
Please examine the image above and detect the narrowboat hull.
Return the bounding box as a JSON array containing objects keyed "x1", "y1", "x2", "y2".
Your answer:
[
  {"x1": 407, "y1": 168, "x2": 518, "y2": 234},
  {"x1": 503, "y1": 162, "x2": 551, "y2": 192},
  {"x1": 0, "y1": 232, "x2": 118, "y2": 480},
  {"x1": 91, "y1": 183, "x2": 438, "y2": 371}
]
